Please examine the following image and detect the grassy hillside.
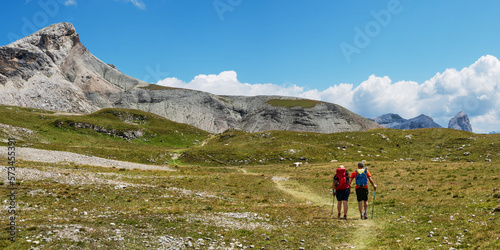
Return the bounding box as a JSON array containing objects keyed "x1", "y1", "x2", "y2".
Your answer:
[
  {"x1": 182, "y1": 128, "x2": 500, "y2": 165},
  {"x1": 0, "y1": 105, "x2": 498, "y2": 248},
  {"x1": 0, "y1": 106, "x2": 209, "y2": 165},
  {"x1": 0, "y1": 105, "x2": 498, "y2": 166},
  {"x1": 265, "y1": 99, "x2": 321, "y2": 108}
]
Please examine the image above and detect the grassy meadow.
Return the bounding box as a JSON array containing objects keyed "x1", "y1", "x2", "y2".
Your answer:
[{"x1": 0, "y1": 105, "x2": 499, "y2": 249}]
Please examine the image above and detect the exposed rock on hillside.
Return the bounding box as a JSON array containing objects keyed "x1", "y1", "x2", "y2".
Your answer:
[
  {"x1": 53, "y1": 120, "x2": 144, "y2": 140},
  {"x1": 0, "y1": 23, "x2": 382, "y2": 133},
  {"x1": 448, "y1": 111, "x2": 473, "y2": 132}
]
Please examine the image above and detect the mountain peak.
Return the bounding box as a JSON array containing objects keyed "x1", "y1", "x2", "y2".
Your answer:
[
  {"x1": 415, "y1": 114, "x2": 432, "y2": 119},
  {"x1": 448, "y1": 111, "x2": 472, "y2": 132},
  {"x1": 373, "y1": 113, "x2": 442, "y2": 129},
  {"x1": 372, "y1": 113, "x2": 406, "y2": 128},
  {"x1": 0, "y1": 22, "x2": 82, "y2": 82},
  {"x1": 10, "y1": 22, "x2": 78, "y2": 48}
]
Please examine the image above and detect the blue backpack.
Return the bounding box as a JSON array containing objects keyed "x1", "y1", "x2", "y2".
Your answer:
[{"x1": 355, "y1": 167, "x2": 368, "y2": 187}]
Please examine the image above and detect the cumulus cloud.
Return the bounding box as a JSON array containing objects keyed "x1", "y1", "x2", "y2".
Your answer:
[
  {"x1": 156, "y1": 55, "x2": 500, "y2": 133},
  {"x1": 157, "y1": 71, "x2": 310, "y2": 97}
]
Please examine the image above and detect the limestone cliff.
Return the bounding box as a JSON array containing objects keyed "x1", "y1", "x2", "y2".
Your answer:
[
  {"x1": 0, "y1": 23, "x2": 382, "y2": 133},
  {"x1": 448, "y1": 111, "x2": 473, "y2": 132}
]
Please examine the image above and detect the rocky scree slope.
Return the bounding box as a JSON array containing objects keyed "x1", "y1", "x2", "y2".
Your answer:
[{"x1": 0, "y1": 22, "x2": 382, "y2": 133}]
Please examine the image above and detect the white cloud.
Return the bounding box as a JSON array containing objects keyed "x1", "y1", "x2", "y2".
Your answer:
[
  {"x1": 157, "y1": 71, "x2": 310, "y2": 97},
  {"x1": 61, "y1": 0, "x2": 144, "y2": 9},
  {"x1": 156, "y1": 55, "x2": 500, "y2": 133},
  {"x1": 124, "y1": 0, "x2": 145, "y2": 9},
  {"x1": 64, "y1": 0, "x2": 77, "y2": 6}
]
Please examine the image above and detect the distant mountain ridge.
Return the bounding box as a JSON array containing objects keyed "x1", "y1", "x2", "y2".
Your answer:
[
  {"x1": 372, "y1": 112, "x2": 473, "y2": 132},
  {"x1": 0, "y1": 22, "x2": 382, "y2": 134},
  {"x1": 372, "y1": 113, "x2": 442, "y2": 130}
]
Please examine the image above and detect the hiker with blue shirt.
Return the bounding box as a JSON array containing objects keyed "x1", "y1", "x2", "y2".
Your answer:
[{"x1": 350, "y1": 162, "x2": 377, "y2": 220}]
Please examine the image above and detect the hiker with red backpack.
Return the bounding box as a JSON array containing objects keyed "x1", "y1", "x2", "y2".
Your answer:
[
  {"x1": 333, "y1": 165, "x2": 350, "y2": 220},
  {"x1": 350, "y1": 162, "x2": 377, "y2": 220}
]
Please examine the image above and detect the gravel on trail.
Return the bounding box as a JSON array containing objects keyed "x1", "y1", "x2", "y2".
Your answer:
[{"x1": 0, "y1": 146, "x2": 174, "y2": 171}]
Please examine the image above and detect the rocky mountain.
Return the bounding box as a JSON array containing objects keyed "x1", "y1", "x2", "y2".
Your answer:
[
  {"x1": 394, "y1": 114, "x2": 442, "y2": 130},
  {"x1": 0, "y1": 22, "x2": 382, "y2": 134},
  {"x1": 448, "y1": 111, "x2": 473, "y2": 132},
  {"x1": 373, "y1": 112, "x2": 476, "y2": 132},
  {"x1": 372, "y1": 113, "x2": 442, "y2": 130},
  {"x1": 372, "y1": 113, "x2": 406, "y2": 128}
]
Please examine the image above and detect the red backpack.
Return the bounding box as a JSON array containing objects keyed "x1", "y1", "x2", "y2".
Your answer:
[{"x1": 334, "y1": 168, "x2": 350, "y2": 190}]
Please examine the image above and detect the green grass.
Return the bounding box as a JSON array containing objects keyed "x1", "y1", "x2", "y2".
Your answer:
[
  {"x1": 265, "y1": 99, "x2": 321, "y2": 109},
  {"x1": 0, "y1": 105, "x2": 499, "y2": 248},
  {"x1": 0, "y1": 160, "x2": 498, "y2": 249},
  {"x1": 0, "y1": 106, "x2": 209, "y2": 165},
  {"x1": 139, "y1": 84, "x2": 178, "y2": 91},
  {"x1": 182, "y1": 128, "x2": 500, "y2": 166},
  {"x1": 1, "y1": 105, "x2": 498, "y2": 167}
]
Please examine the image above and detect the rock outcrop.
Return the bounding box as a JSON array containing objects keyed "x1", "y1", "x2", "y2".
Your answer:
[
  {"x1": 0, "y1": 23, "x2": 383, "y2": 133},
  {"x1": 448, "y1": 111, "x2": 473, "y2": 132}
]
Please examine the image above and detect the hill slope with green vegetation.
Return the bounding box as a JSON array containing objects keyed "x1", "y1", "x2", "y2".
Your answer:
[
  {"x1": 0, "y1": 105, "x2": 499, "y2": 166},
  {"x1": 182, "y1": 128, "x2": 500, "y2": 166},
  {"x1": 0, "y1": 105, "x2": 499, "y2": 249},
  {"x1": 0, "y1": 105, "x2": 209, "y2": 165}
]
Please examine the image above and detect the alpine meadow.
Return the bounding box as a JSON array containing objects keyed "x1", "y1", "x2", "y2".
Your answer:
[
  {"x1": 2, "y1": 1, "x2": 500, "y2": 249},
  {"x1": 0, "y1": 106, "x2": 499, "y2": 249}
]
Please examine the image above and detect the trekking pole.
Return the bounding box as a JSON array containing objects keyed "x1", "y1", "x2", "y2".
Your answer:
[
  {"x1": 372, "y1": 188, "x2": 376, "y2": 219},
  {"x1": 331, "y1": 190, "x2": 335, "y2": 217}
]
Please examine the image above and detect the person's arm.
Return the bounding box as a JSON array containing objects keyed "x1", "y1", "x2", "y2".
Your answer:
[
  {"x1": 349, "y1": 172, "x2": 355, "y2": 186},
  {"x1": 368, "y1": 176, "x2": 377, "y2": 190},
  {"x1": 332, "y1": 177, "x2": 336, "y2": 195}
]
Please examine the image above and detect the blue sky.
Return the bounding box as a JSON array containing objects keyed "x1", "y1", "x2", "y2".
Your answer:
[{"x1": 1, "y1": 0, "x2": 499, "y2": 132}]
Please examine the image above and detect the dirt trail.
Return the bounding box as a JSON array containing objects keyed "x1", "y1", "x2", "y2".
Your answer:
[
  {"x1": 271, "y1": 176, "x2": 379, "y2": 249},
  {"x1": 271, "y1": 176, "x2": 331, "y2": 206}
]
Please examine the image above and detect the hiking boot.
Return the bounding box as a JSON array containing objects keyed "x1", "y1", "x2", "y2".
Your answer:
[
  {"x1": 338, "y1": 213, "x2": 341, "y2": 219},
  {"x1": 364, "y1": 213, "x2": 368, "y2": 220},
  {"x1": 343, "y1": 215, "x2": 347, "y2": 220},
  {"x1": 360, "y1": 214, "x2": 364, "y2": 220}
]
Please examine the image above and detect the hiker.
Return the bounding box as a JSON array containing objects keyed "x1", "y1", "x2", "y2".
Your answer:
[
  {"x1": 333, "y1": 165, "x2": 350, "y2": 220},
  {"x1": 350, "y1": 162, "x2": 376, "y2": 220}
]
